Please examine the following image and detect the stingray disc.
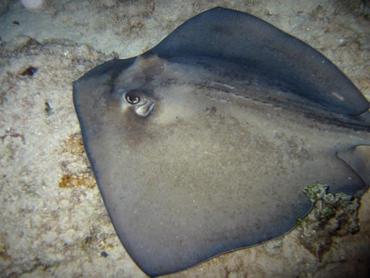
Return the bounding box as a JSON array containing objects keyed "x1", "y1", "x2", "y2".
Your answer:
[{"x1": 73, "y1": 7, "x2": 370, "y2": 276}]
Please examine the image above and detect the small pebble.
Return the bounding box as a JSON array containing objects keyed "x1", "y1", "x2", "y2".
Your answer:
[
  {"x1": 20, "y1": 66, "x2": 38, "y2": 77},
  {"x1": 100, "y1": 251, "x2": 108, "y2": 257}
]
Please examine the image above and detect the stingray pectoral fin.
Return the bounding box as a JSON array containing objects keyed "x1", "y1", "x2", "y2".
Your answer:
[
  {"x1": 338, "y1": 145, "x2": 370, "y2": 186},
  {"x1": 150, "y1": 7, "x2": 370, "y2": 115}
]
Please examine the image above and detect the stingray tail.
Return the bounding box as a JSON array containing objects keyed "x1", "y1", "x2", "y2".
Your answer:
[
  {"x1": 359, "y1": 110, "x2": 370, "y2": 123},
  {"x1": 337, "y1": 145, "x2": 370, "y2": 186}
]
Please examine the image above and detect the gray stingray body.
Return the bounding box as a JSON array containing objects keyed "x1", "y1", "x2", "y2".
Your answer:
[{"x1": 73, "y1": 8, "x2": 370, "y2": 276}]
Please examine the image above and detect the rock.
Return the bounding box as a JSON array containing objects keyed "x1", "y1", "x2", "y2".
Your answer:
[
  {"x1": 21, "y1": 0, "x2": 46, "y2": 11},
  {"x1": 298, "y1": 184, "x2": 360, "y2": 259}
]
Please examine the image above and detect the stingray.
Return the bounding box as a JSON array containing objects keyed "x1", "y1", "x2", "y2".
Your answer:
[{"x1": 73, "y1": 8, "x2": 370, "y2": 276}]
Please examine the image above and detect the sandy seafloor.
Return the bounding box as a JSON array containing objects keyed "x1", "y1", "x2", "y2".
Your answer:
[{"x1": 0, "y1": 0, "x2": 370, "y2": 277}]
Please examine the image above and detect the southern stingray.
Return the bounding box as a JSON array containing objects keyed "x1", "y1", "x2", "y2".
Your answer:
[{"x1": 73, "y1": 7, "x2": 370, "y2": 276}]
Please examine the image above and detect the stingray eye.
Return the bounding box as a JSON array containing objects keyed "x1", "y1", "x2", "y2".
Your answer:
[{"x1": 125, "y1": 91, "x2": 141, "y2": 105}]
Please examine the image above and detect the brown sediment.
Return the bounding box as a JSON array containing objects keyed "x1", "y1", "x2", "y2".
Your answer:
[
  {"x1": 58, "y1": 173, "x2": 96, "y2": 188},
  {"x1": 61, "y1": 133, "x2": 85, "y2": 156}
]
